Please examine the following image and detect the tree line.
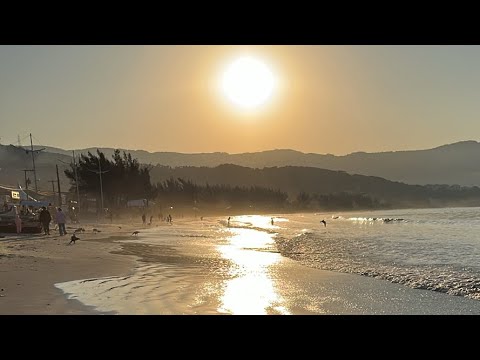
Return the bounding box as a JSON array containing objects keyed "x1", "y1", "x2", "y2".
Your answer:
[{"x1": 64, "y1": 150, "x2": 388, "y2": 213}]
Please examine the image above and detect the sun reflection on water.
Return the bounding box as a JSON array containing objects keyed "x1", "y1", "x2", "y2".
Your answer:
[{"x1": 217, "y1": 226, "x2": 290, "y2": 315}]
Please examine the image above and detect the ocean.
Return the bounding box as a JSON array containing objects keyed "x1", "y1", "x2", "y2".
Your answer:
[
  {"x1": 274, "y1": 207, "x2": 480, "y2": 300},
  {"x1": 55, "y1": 207, "x2": 480, "y2": 314}
]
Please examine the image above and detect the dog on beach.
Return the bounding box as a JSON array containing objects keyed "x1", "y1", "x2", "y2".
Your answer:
[
  {"x1": 132, "y1": 231, "x2": 140, "y2": 236},
  {"x1": 69, "y1": 234, "x2": 80, "y2": 245}
]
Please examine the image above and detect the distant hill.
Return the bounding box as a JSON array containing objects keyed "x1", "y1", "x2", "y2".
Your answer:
[
  {"x1": 149, "y1": 164, "x2": 480, "y2": 208},
  {"x1": 39, "y1": 140, "x2": 480, "y2": 186},
  {"x1": 2, "y1": 144, "x2": 480, "y2": 208},
  {"x1": 0, "y1": 145, "x2": 73, "y2": 190}
]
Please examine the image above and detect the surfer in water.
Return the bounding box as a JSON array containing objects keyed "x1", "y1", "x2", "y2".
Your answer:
[{"x1": 320, "y1": 219, "x2": 327, "y2": 227}]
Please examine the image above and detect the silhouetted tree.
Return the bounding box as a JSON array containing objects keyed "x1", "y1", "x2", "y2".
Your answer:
[{"x1": 64, "y1": 149, "x2": 154, "y2": 210}]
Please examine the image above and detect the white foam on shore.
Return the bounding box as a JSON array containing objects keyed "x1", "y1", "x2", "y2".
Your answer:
[{"x1": 55, "y1": 212, "x2": 480, "y2": 314}]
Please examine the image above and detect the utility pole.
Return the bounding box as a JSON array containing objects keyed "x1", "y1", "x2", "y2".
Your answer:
[
  {"x1": 56, "y1": 164, "x2": 62, "y2": 207},
  {"x1": 72, "y1": 150, "x2": 80, "y2": 211},
  {"x1": 22, "y1": 169, "x2": 33, "y2": 191},
  {"x1": 99, "y1": 160, "x2": 104, "y2": 215},
  {"x1": 86, "y1": 156, "x2": 109, "y2": 217},
  {"x1": 21, "y1": 169, "x2": 34, "y2": 200},
  {"x1": 48, "y1": 179, "x2": 57, "y2": 194},
  {"x1": 30, "y1": 134, "x2": 38, "y2": 192}
]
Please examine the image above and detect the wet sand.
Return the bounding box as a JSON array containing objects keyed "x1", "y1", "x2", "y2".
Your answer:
[
  {"x1": 3, "y1": 218, "x2": 480, "y2": 314},
  {"x1": 0, "y1": 222, "x2": 138, "y2": 314}
]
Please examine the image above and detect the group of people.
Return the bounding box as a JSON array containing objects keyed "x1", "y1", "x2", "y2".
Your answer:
[
  {"x1": 10, "y1": 206, "x2": 67, "y2": 235},
  {"x1": 142, "y1": 213, "x2": 172, "y2": 225},
  {"x1": 38, "y1": 206, "x2": 67, "y2": 236}
]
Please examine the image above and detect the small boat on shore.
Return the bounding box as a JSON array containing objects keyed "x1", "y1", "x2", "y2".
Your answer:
[{"x1": 0, "y1": 204, "x2": 43, "y2": 234}]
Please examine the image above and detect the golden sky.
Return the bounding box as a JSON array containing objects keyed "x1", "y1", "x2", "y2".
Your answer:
[{"x1": 1, "y1": 45, "x2": 480, "y2": 155}]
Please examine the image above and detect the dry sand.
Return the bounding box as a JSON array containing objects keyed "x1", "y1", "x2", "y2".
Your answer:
[{"x1": 0, "y1": 222, "x2": 139, "y2": 314}]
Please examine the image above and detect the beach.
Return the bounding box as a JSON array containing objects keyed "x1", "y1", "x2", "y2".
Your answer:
[
  {"x1": 0, "y1": 223, "x2": 138, "y2": 314},
  {"x1": 2, "y1": 214, "x2": 480, "y2": 315}
]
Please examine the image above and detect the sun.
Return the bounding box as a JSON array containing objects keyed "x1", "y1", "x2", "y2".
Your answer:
[{"x1": 222, "y1": 56, "x2": 276, "y2": 109}]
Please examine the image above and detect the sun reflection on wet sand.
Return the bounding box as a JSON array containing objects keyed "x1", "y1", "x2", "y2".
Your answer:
[{"x1": 217, "y1": 227, "x2": 290, "y2": 315}]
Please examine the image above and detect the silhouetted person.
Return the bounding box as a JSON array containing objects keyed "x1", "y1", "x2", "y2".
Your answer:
[
  {"x1": 168, "y1": 214, "x2": 172, "y2": 223},
  {"x1": 150, "y1": 215, "x2": 154, "y2": 225},
  {"x1": 56, "y1": 208, "x2": 67, "y2": 236},
  {"x1": 142, "y1": 213, "x2": 146, "y2": 225},
  {"x1": 228, "y1": 216, "x2": 231, "y2": 227},
  {"x1": 39, "y1": 206, "x2": 52, "y2": 235},
  {"x1": 271, "y1": 217, "x2": 274, "y2": 226},
  {"x1": 321, "y1": 219, "x2": 327, "y2": 227}
]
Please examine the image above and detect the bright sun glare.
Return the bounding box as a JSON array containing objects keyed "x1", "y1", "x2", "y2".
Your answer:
[{"x1": 222, "y1": 56, "x2": 275, "y2": 109}]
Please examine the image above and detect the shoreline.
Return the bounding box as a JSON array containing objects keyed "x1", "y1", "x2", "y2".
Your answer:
[
  {"x1": 0, "y1": 222, "x2": 140, "y2": 314},
  {"x1": 3, "y1": 216, "x2": 480, "y2": 314}
]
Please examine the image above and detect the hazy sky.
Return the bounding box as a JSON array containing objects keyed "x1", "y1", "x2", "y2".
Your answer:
[{"x1": 1, "y1": 45, "x2": 479, "y2": 155}]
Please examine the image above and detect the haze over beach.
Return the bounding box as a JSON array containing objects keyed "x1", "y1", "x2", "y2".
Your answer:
[{"x1": 2, "y1": 45, "x2": 480, "y2": 315}]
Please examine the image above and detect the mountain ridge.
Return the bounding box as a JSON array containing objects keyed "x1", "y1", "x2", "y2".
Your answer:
[
  {"x1": 26, "y1": 140, "x2": 480, "y2": 186},
  {"x1": 2, "y1": 140, "x2": 480, "y2": 187}
]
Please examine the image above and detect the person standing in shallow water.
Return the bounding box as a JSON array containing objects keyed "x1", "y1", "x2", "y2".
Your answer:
[{"x1": 56, "y1": 208, "x2": 67, "y2": 236}]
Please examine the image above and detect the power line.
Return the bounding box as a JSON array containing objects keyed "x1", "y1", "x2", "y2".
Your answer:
[
  {"x1": 1, "y1": 133, "x2": 29, "y2": 146},
  {"x1": 32, "y1": 134, "x2": 46, "y2": 148}
]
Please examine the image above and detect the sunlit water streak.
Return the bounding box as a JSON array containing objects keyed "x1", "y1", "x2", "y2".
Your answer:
[
  {"x1": 216, "y1": 227, "x2": 289, "y2": 315},
  {"x1": 55, "y1": 207, "x2": 480, "y2": 314},
  {"x1": 55, "y1": 218, "x2": 289, "y2": 314}
]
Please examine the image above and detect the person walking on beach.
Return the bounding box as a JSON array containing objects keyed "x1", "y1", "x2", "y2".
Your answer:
[
  {"x1": 39, "y1": 206, "x2": 52, "y2": 235},
  {"x1": 56, "y1": 208, "x2": 67, "y2": 236},
  {"x1": 271, "y1": 217, "x2": 274, "y2": 226},
  {"x1": 228, "y1": 216, "x2": 231, "y2": 227},
  {"x1": 142, "y1": 213, "x2": 146, "y2": 226},
  {"x1": 149, "y1": 215, "x2": 154, "y2": 225}
]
